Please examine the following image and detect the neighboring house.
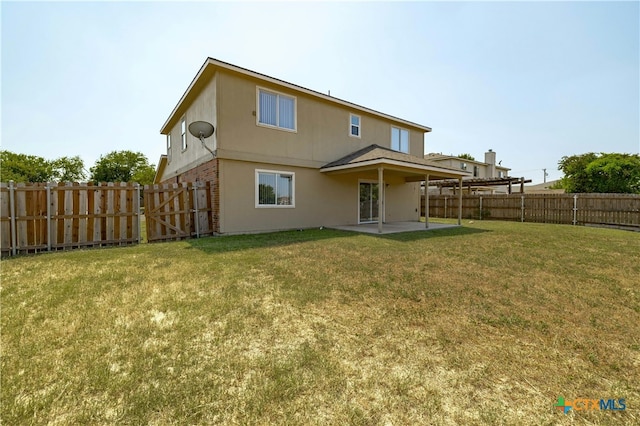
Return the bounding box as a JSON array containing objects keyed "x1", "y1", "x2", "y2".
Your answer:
[
  {"x1": 155, "y1": 57, "x2": 470, "y2": 234},
  {"x1": 425, "y1": 150, "x2": 513, "y2": 194},
  {"x1": 524, "y1": 179, "x2": 565, "y2": 194}
]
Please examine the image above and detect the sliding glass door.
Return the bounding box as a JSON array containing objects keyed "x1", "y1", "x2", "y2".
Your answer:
[{"x1": 359, "y1": 182, "x2": 380, "y2": 223}]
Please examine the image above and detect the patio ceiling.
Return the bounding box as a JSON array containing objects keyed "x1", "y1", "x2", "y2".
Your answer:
[{"x1": 320, "y1": 144, "x2": 471, "y2": 181}]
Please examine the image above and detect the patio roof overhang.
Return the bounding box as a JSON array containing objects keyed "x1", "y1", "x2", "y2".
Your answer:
[
  {"x1": 320, "y1": 145, "x2": 470, "y2": 233},
  {"x1": 320, "y1": 144, "x2": 471, "y2": 181}
]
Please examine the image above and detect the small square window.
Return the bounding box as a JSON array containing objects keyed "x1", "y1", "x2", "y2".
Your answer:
[{"x1": 350, "y1": 114, "x2": 360, "y2": 138}]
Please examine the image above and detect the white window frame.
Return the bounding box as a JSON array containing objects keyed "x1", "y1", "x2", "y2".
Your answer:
[
  {"x1": 460, "y1": 162, "x2": 468, "y2": 171},
  {"x1": 255, "y1": 169, "x2": 296, "y2": 208},
  {"x1": 391, "y1": 126, "x2": 409, "y2": 153},
  {"x1": 167, "y1": 134, "x2": 172, "y2": 163},
  {"x1": 349, "y1": 113, "x2": 361, "y2": 138},
  {"x1": 256, "y1": 87, "x2": 297, "y2": 132},
  {"x1": 181, "y1": 117, "x2": 187, "y2": 151}
]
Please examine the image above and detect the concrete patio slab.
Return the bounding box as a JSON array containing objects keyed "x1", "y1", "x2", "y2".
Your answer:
[{"x1": 330, "y1": 221, "x2": 459, "y2": 235}]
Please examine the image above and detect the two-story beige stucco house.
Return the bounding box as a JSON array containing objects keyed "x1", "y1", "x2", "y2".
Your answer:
[{"x1": 154, "y1": 58, "x2": 470, "y2": 234}]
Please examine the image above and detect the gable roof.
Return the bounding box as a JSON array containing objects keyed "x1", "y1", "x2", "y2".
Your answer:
[
  {"x1": 321, "y1": 145, "x2": 470, "y2": 179},
  {"x1": 160, "y1": 57, "x2": 432, "y2": 135}
]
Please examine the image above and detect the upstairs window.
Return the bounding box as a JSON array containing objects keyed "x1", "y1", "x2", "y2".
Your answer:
[
  {"x1": 181, "y1": 118, "x2": 187, "y2": 151},
  {"x1": 256, "y1": 170, "x2": 295, "y2": 207},
  {"x1": 473, "y1": 165, "x2": 479, "y2": 177},
  {"x1": 167, "y1": 134, "x2": 172, "y2": 162},
  {"x1": 460, "y1": 162, "x2": 468, "y2": 171},
  {"x1": 257, "y1": 88, "x2": 296, "y2": 131},
  {"x1": 391, "y1": 127, "x2": 409, "y2": 153},
  {"x1": 350, "y1": 114, "x2": 361, "y2": 138}
]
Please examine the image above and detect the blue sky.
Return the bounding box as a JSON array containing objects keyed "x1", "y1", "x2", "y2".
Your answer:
[{"x1": 2, "y1": 1, "x2": 638, "y2": 183}]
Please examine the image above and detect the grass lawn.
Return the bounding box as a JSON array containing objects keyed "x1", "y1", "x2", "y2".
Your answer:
[{"x1": 1, "y1": 220, "x2": 639, "y2": 425}]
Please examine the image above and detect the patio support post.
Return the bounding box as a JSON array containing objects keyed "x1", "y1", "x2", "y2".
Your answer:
[
  {"x1": 458, "y1": 177, "x2": 463, "y2": 225},
  {"x1": 425, "y1": 174, "x2": 429, "y2": 228},
  {"x1": 378, "y1": 167, "x2": 383, "y2": 234}
]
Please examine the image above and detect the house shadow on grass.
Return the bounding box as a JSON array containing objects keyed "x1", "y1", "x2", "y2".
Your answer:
[
  {"x1": 185, "y1": 228, "x2": 354, "y2": 254},
  {"x1": 377, "y1": 225, "x2": 489, "y2": 242},
  {"x1": 186, "y1": 225, "x2": 489, "y2": 254}
]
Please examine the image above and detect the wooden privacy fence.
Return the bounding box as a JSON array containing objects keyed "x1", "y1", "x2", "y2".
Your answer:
[
  {"x1": 1, "y1": 182, "x2": 141, "y2": 257},
  {"x1": 144, "y1": 181, "x2": 214, "y2": 243},
  {"x1": 422, "y1": 193, "x2": 640, "y2": 229}
]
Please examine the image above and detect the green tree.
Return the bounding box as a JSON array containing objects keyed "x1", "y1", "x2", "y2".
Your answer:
[
  {"x1": 90, "y1": 151, "x2": 155, "y2": 184},
  {"x1": 548, "y1": 180, "x2": 565, "y2": 190},
  {"x1": 1, "y1": 150, "x2": 54, "y2": 182},
  {"x1": 52, "y1": 156, "x2": 86, "y2": 182},
  {"x1": 558, "y1": 152, "x2": 640, "y2": 194},
  {"x1": 458, "y1": 153, "x2": 476, "y2": 161},
  {"x1": 132, "y1": 166, "x2": 156, "y2": 185},
  {"x1": 0, "y1": 151, "x2": 86, "y2": 182}
]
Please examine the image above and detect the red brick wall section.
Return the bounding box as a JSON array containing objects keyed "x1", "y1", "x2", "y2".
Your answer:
[
  {"x1": 160, "y1": 158, "x2": 220, "y2": 233},
  {"x1": 211, "y1": 160, "x2": 220, "y2": 233}
]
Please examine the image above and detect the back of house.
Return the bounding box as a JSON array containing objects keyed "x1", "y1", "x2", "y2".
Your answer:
[{"x1": 155, "y1": 58, "x2": 468, "y2": 234}]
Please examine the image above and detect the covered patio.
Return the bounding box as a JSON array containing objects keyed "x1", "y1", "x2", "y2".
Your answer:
[{"x1": 321, "y1": 145, "x2": 471, "y2": 233}]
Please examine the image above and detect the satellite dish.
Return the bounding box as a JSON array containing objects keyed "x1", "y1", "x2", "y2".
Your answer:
[{"x1": 188, "y1": 121, "x2": 214, "y2": 139}]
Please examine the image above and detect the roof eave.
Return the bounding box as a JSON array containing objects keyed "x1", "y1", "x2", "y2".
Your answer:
[
  {"x1": 160, "y1": 58, "x2": 214, "y2": 135},
  {"x1": 320, "y1": 158, "x2": 471, "y2": 178}
]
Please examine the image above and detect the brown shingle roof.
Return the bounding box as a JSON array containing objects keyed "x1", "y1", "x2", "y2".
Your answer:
[{"x1": 322, "y1": 145, "x2": 464, "y2": 174}]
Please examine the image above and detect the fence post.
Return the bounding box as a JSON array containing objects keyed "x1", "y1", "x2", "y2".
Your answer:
[
  {"x1": 9, "y1": 181, "x2": 16, "y2": 256},
  {"x1": 46, "y1": 182, "x2": 52, "y2": 252},
  {"x1": 444, "y1": 197, "x2": 448, "y2": 219},
  {"x1": 136, "y1": 183, "x2": 142, "y2": 244},
  {"x1": 521, "y1": 195, "x2": 525, "y2": 222},
  {"x1": 479, "y1": 196, "x2": 483, "y2": 220},
  {"x1": 193, "y1": 184, "x2": 200, "y2": 238},
  {"x1": 573, "y1": 194, "x2": 578, "y2": 225}
]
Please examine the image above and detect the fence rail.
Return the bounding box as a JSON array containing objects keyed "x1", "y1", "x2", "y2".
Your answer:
[
  {"x1": 422, "y1": 193, "x2": 640, "y2": 229},
  {"x1": 1, "y1": 182, "x2": 141, "y2": 257}
]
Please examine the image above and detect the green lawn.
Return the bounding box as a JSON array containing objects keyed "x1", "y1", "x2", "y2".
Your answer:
[{"x1": 1, "y1": 220, "x2": 638, "y2": 425}]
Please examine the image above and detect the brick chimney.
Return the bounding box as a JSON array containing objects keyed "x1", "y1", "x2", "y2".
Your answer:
[{"x1": 485, "y1": 149, "x2": 497, "y2": 178}]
